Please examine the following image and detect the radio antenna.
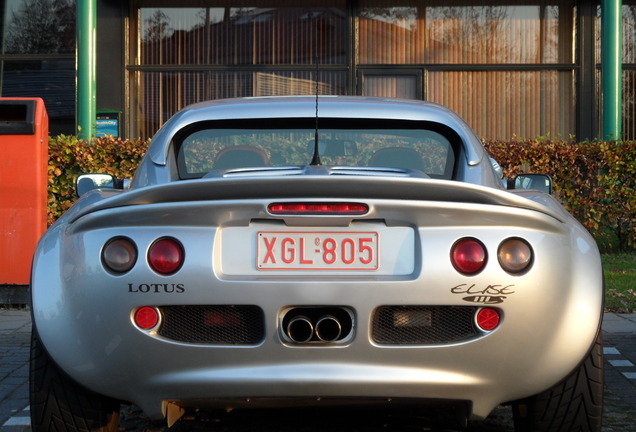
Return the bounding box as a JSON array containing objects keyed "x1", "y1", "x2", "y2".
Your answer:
[{"x1": 310, "y1": 9, "x2": 321, "y2": 166}]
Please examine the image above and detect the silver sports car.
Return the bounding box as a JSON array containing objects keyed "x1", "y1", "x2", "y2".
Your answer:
[{"x1": 30, "y1": 96, "x2": 604, "y2": 432}]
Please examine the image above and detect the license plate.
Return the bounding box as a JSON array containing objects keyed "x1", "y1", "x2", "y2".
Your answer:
[{"x1": 257, "y1": 231, "x2": 379, "y2": 271}]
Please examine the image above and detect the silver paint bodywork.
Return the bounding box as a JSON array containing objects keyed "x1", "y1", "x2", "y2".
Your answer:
[{"x1": 31, "y1": 97, "x2": 603, "y2": 421}]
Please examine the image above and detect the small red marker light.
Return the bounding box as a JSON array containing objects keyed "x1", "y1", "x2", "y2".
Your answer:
[
  {"x1": 476, "y1": 307, "x2": 501, "y2": 331},
  {"x1": 134, "y1": 306, "x2": 159, "y2": 330}
]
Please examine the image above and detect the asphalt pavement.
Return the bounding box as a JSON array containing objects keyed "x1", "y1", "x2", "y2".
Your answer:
[{"x1": 1, "y1": 310, "x2": 635, "y2": 432}]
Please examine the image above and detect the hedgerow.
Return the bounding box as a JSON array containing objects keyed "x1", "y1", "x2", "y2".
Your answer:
[
  {"x1": 47, "y1": 135, "x2": 150, "y2": 225},
  {"x1": 47, "y1": 136, "x2": 635, "y2": 251},
  {"x1": 484, "y1": 138, "x2": 636, "y2": 251}
]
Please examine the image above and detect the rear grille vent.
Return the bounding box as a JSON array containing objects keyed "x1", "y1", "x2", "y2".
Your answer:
[
  {"x1": 372, "y1": 306, "x2": 478, "y2": 345},
  {"x1": 157, "y1": 305, "x2": 265, "y2": 345}
]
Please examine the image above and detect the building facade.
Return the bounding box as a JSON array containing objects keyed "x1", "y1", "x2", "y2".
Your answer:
[{"x1": 1, "y1": 0, "x2": 635, "y2": 140}]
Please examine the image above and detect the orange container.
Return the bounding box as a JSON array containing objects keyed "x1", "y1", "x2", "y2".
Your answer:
[{"x1": 0, "y1": 98, "x2": 48, "y2": 285}]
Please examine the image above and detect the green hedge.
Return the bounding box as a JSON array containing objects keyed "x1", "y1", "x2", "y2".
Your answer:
[
  {"x1": 484, "y1": 139, "x2": 636, "y2": 251},
  {"x1": 47, "y1": 135, "x2": 150, "y2": 225},
  {"x1": 47, "y1": 136, "x2": 636, "y2": 251}
]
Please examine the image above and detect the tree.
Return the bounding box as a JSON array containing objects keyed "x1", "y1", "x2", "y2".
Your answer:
[
  {"x1": 143, "y1": 10, "x2": 173, "y2": 43},
  {"x1": 4, "y1": 0, "x2": 75, "y2": 54}
]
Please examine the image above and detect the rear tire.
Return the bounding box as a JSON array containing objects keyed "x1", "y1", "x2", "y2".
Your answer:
[
  {"x1": 511, "y1": 331, "x2": 604, "y2": 432},
  {"x1": 30, "y1": 328, "x2": 120, "y2": 432}
]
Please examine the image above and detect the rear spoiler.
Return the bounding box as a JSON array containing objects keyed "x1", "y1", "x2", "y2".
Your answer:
[{"x1": 69, "y1": 175, "x2": 567, "y2": 225}]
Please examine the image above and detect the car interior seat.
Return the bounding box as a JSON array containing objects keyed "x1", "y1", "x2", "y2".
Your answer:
[
  {"x1": 214, "y1": 146, "x2": 270, "y2": 170},
  {"x1": 368, "y1": 147, "x2": 425, "y2": 172}
]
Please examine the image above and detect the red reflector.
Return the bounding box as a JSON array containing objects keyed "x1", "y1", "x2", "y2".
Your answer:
[
  {"x1": 148, "y1": 238, "x2": 184, "y2": 275},
  {"x1": 134, "y1": 306, "x2": 159, "y2": 330},
  {"x1": 450, "y1": 238, "x2": 487, "y2": 275},
  {"x1": 268, "y1": 202, "x2": 369, "y2": 215},
  {"x1": 476, "y1": 308, "x2": 501, "y2": 331}
]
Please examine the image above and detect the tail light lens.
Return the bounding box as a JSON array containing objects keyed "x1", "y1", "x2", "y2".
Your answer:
[
  {"x1": 450, "y1": 238, "x2": 487, "y2": 275},
  {"x1": 498, "y1": 238, "x2": 533, "y2": 274},
  {"x1": 102, "y1": 237, "x2": 137, "y2": 274},
  {"x1": 148, "y1": 238, "x2": 184, "y2": 275}
]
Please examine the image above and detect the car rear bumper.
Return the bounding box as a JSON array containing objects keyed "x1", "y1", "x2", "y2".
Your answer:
[
  {"x1": 32, "y1": 288, "x2": 603, "y2": 420},
  {"x1": 31, "y1": 198, "x2": 604, "y2": 420}
]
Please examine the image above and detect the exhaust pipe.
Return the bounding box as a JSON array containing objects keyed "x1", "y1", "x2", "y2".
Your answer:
[
  {"x1": 286, "y1": 316, "x2": 314, "y2": 343},
  {"x1": 315, "y1": 315, "x2": 342, "y2": 342},
  {"x1": 281, "y1": 307, "x2": 353, "y2": 343}
]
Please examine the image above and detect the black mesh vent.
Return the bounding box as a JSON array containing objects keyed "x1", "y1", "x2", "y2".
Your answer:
[
  {"x1": 157, "y1": 305, "x2": 265, "y2": 345},
  {"x1": 372, "y1": 306, "x2": 478, "y2": 345}
]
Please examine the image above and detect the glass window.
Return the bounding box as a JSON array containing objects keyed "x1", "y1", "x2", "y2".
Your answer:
[
  {"x1": 0, "y1": 0, "x2": 76, "y2": 135},
  {"x1": 362, "y1": 74, "x2": 419, "y2": 99},
  {"x1": 139, "y1": 2, "x2": 347, "y2": 65},
  {"x1": 625, "y1": 70, "x2": 636, "y2": 140},
  {"x1": 1, "y1": 0, "x2": 75, "y2": 54},
  {"x1": 355, "y1": 0, "x2": 577, "y2": 139},
  {"x1": 623, "y1": 2, "x2": 636, "y2": 140},
  {"x1": 133, "y1": 2, "x2": 348, "y2": 138},
  {"x1": 132, "y1": 1, "x2": 579, "y2": 141},
  {"x1": 140, "y1": 8, "x2": 207, "y2": 65},
  {"x1": 1, "y1": 60, "x2": 75, "y2": 118},
  {"x1": 358, "y1": 0, "x2": 575, "y2": 65},
  {"x1": 622, "y1": 3, "x2": 636, "y2": 64},
  {"x1": 428, "y1": 70, "x2": 575, "y2": 139},
  {"x1": 358, "y1": 3, "x2": 424, "y2": 64},
  {"x1": 175, "y1": 119, "x2": 457, "y2": 180},
  {"x1": 132, "y1": 70, "x2": 347, "y2": 138}
]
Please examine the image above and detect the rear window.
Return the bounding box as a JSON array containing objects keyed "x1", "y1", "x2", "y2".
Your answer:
[{"x1": 175, "y1": 118, "x2": 459, "y2": 180}]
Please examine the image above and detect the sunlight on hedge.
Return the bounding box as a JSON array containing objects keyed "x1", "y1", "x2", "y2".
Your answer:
[
  {"x1": 484, "y1": 138, "x2": 636, "y2": 252},
  {"x1": 47, "y1": 135, "x2": 150, "y2": 226}
]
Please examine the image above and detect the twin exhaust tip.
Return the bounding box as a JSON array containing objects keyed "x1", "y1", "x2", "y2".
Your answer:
[
  {"x1": 283, "y1": 308, "x2": 353, "y2": 344},
  {"x1": 287, "y1": 315, "x2": 342, "y2": 343}
]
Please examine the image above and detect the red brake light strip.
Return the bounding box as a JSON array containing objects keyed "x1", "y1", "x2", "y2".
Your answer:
[{"x1": 268, "y1": 202, "x2": 369, "y2": 215}]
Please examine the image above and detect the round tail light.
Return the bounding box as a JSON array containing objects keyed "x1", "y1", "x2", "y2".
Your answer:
[
  {"x1": 451, "y1": 238, "x2": 487, "y2": 275},
  {"x1": 102, "y1": 237, "x2": 137, "y2": 274},
  {"x1": 498, "y1": 238, "x2": 533, "y2": 274},
  {"x1": 148, "y1": 238, "x2": 184, "y2": 275},
  {"x1": 476, "y1": 307, "x2": 501, "y2": 331},
  {"x1": 134, "y1": 306, "x2": 160, "y2": 330}
]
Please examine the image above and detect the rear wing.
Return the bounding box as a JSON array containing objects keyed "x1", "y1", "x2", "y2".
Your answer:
[{"x1": 68, "y1": 175, "x2": 567, "y2": 226}]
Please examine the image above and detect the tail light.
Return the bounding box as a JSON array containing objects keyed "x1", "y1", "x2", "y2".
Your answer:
[
  {"x1": 498, "y1": 238, "x2": 533, "y2": 274},
  {"x1": 102, "y1": 237, "x2": 137, "y2": 274},
  {"x1": 450, "y1": 238, "x2": 487, "y2": 275},
  {"x1": 148, "y1": 238, "x2": 184, "y2": 275}
]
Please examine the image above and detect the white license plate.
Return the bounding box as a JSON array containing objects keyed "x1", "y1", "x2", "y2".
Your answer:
[{"x1": 257, "y1": 231, "x2": 379, "y2": 271}]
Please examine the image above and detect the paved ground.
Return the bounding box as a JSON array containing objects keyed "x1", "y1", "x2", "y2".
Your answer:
[
  {"x1": 0, "y1": 310, "x2": 29, "y2": 432},
  {"x1": 601, "y1": 314, "x2": 636, "y2": 432},
  {"x1": 1, "y1": 310, "x2": 635, "y2": 432}
]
